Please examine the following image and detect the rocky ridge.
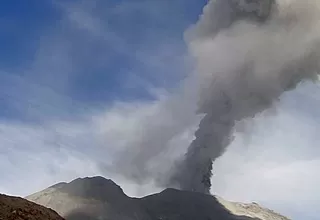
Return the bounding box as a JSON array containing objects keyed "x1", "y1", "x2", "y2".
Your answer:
[{"x1": 26, "y1": 176, "x2": 290, "y2": 220}]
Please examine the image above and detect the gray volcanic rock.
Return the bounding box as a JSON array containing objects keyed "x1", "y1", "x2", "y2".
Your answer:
[
  {"x1": 26, "y1": 176, "x2": 289, "y2": 220},
  {"x1": 58, "y1": 177, "x2": 126, "y2": 202},
  {"x1": 216, "y1": 197, "x2": 289, "y2": 220},
  {"x1": 27, "y1": 177, "x2": 148, "y2": 220},
  {"x1": 139, "y1": 188, "x2": 258, "y2": 220}
]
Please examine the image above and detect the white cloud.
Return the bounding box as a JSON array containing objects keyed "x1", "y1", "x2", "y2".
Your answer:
[
  {"x1": 0, "y1": 120, "x2": 102, "y2": 196},
  {"x1": 0, "y1": 0, "x2": 192, "y2": 197},
  {"x1": 1, "y1": 81, "x2": 320, "y2": 220},
  {"x1": 0, "y1": 93, "x2": 193, "y2": 195},
  {"x1": 1, "y1": 1, "x2": 320, "y2": 219},
  {"x1": 210, "y1": 82, "x2": 320, "y2": 219}
]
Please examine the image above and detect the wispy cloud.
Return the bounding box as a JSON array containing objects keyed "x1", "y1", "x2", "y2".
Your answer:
[
  {"x1": 1, "y1": 1, "x2": 320, "y2": 220},
  {"x1": 0, "y1": 97, "x2": 194, "y2": 197},
  {"x1": 0, "y1": 0, "x2": 193, "y2": 195}
]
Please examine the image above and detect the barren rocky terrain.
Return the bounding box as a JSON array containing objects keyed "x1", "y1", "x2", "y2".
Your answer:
[
  {"x1": 26, "y1": 176, "x2": 289, "y2": 220},
  {"x1": 0, "y1": 194, "x2": 64, "y2": 220}
]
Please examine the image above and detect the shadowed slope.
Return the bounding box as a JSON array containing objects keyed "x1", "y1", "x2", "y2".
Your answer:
[
  {"x1": 139, "y1": 188, "x2": 259, "y2": 220},
  {"x1": 26, "y1": 176, "x2": 289, "y2": 220}
]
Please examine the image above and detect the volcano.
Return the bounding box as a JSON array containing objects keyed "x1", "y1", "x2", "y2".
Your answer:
[{"x1": 26, "y1": 176, "x2": 289, "y2": 220}]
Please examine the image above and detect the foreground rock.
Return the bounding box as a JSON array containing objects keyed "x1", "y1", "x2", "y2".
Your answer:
[
  {"x1": 0, "y1": 194, "x2": 64, "y2": 220},
  {"x1": 26, "y1": 176, "x2": 289, "y2": 220}
]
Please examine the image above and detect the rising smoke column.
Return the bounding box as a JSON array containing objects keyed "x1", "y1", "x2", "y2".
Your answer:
[{"x1": 170, "y1": 0, "x2": 320, "y2": 194}]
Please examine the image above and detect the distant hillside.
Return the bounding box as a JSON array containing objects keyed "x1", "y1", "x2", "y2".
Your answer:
[
  {"x1": 26, "y1": 176, "x2": 289, "y2": 220},
  {"x1": 0, "y1": 194, "x2": 64, "y2": 220}
]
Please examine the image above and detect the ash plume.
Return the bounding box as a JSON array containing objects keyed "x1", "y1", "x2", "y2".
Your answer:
[
  {"x1": 103, "y1": 0, "x2": 320, "y2": 195},
  {"x1": 169, "y1": 0, "x2": 320, "y2": 194}
]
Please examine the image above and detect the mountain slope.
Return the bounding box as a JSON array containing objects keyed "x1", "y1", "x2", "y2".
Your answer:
[
  {"x1": 216, "y1": 197, "x2": 289, "y2": 220},
  {"x1": 26, "y1": 176, "x2": 289, "y2": 220},
  {"x1": 0, "y1": 194, "x2": 64, "y2": 220},
  {"x1": 139, "y1": 188, "x2": 258, "y2": 220}
]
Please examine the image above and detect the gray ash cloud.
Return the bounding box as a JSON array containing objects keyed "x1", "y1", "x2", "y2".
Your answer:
[{"x1": 168, "y1": 0, "x2": 320, "y2": 193}]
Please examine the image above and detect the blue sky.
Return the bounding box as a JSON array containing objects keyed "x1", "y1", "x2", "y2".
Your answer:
[
  {"x1": 0, "y1": 0, "x2": 205, "y2": 121},
  {"x1": 0, "y1": 0, "x2": 205, "y2": 198},
  {"x1": 1, "y1": 1, "x2": 320, "y2": 220}
]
